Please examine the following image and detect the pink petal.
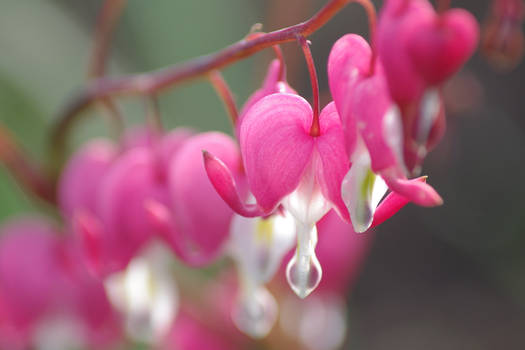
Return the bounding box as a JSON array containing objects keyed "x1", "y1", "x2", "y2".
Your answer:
[
  {"x1": 327, "y1": 34, "x2": 371, "y2": 155},
  {"x1": 408, "y1": 8, "x2": 479, "y2": 85},
  {"x1": 96, "y1": 148, "x2": 168, "y2": 273},
  {"x1": 58, "y1": 139, "x2": 117, "y2": 218},
  {"x1": 381, "y1": 171, "x2": 443, "y2": 207},
  {"x1": 314, "y1": 102, "x2": 350, "y2": 221},
  {"x1": 371, "y1": 176, "x2": 433, "y2": 227},
  {"x1": 203, "y1": 151, "x2": 265, "y2": 217},
  {"x1": 240, "y1": 93, "x2": 315, "y2": 212},
  {"x1": 0, "y1": 218, "x2": 66, "y2": 326},
  {"x1": 352, "y1": 72, "x2": 405, "y2": 173},
  {"x1": 237, "y1": 59, "x2": 296, "y2": 139},
  {"x1": 72, "y1": 210, "x2": 104, "y2": 277},
  {"x1": 169, "y1": 132, "x2": 240, "y2": 264},
  {"x1": 377, "y1": 0, "x2": 435, "y2": 105}
]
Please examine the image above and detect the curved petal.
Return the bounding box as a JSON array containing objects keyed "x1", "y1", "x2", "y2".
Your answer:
[
  {"x1": 327, "y1": 34, "x2": 371, "y2": 155},
  {"x1": 240, "y1": 93, "x2": 315, "y2": 212},
  {"x1": 314, "y1": 102, "x2": 350, "y2": 222},
  {"x1": 370, "y1": 176, "x2": 428, "y2": 228},
  {"x1": 381, "y1": 171, "x2": 443, "y2": 207},
  {"x1": 203, "y1": 151, "x2": 265, "y2": 217}
]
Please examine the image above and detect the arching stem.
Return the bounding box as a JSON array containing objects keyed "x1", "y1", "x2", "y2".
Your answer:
[
  {"x1": 298, "y1": 36, "x2": 320, "y2": 137},
  {"x1": 50, "y1": 0, "x2": 378, "y2": 167},
  {"x1": 208, "y1": 70, "x2": 239, "y2": 126}
]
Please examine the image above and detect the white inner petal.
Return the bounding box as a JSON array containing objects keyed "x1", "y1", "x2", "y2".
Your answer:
[
  {"x1": 104, "y1": 243, "x2": 178, "y2": 344},
  {"x1": 229, "y1": 209, "x2": 295, "y2": 285},
  {"x1": 283, "y1": 153, "x2": 330, "y2": 227},
  {"x1": 341, "y1": 142, "x2": 387, "y2": 233}
]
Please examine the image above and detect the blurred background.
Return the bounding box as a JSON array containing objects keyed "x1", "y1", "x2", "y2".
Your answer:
[{"x1": 0, "y1": 0, "x2": 524, "y2": 349}]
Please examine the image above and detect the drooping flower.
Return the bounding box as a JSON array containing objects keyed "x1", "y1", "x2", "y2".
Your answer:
[
  {"x1": 328, "y1": 33, "x2": 442, "y2": 232},
  {"x1": 63, "y1": 128, "x2": 191, "y2": 277},
  {"x1": 376, "y1": 0, "x2": 479, "y2": 172}
]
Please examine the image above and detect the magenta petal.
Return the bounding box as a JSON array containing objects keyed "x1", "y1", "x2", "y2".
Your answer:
[
  {"x1": 72, "y1": 210, "x2": 104, "y2": 277},
  {"x1": 58, "y1": 139, "x2": 117, "y2": 218},
  {"x1": 408, "y1": 8, "x2": 479, "y2": 85},
  {"x1": 237, "y1": 59, "x2": 296, "y2": 139},
  {"x1": 377, "y1": 0, "x2": 434, "y2": 105},
  {"x1": 353, "y1": 72, "x2": 404, "y2": 174},
  {"x1": 382, "y1": 172, "x2": 443, "y2": 207},
  {"x1": 314, "y1": 102, "x2": 350, "y2": 221},
  {"x1": 96, "y1": 148, "x2": 168, "y2": 274},
  {"x1": 240, "y1": 93, "x2": 315, "y2": 212},
  {"x1": 203, "y1": 151, "x2": 265, "y2": 217},
  {"x1": 327, "y1": 34, "x2": 371, "y2": 155},
  {"x1": 169, "y1": 132, "x2": 240, "y2": 264},
  {"x1": 371, "y1": 176, "x2": 432, "y2": 227}
]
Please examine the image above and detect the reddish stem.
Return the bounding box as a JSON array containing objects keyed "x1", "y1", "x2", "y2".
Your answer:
[
  {"x1": 50, "y1": 0, "x2": 372, "y2": 165},
  {"x1": 354, "y1": 0, "x2": 378, "y2": 75},
  {"x1": 209, "y1": 70, "x2": 239, "y2": 126},
  {"x1": 247, "y1": 32, "x2": 287, "y2": 80},
  {"x1": 297, "y1": 36, "x2": 321, "y2": 137},
  {"x1": 88, "y1": 0, "x2": 127, "y2": 78},
  {"x1": 89, "y1": 0, "x2": 127, "y2": 140},
  {"x1": 0, "y1": 125, "x2": 55, "y2": 204}
]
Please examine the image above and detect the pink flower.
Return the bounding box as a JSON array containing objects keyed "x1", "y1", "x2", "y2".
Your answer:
[
  {"x1": 62, "y1": 128, "x2": 192, "y2": 277},
  {"x1": 328, "y1": 33, "x2": 443, "y2": 232},
  {"x1": 376, "y1": 0, "x2": 478, "y2": 171}
]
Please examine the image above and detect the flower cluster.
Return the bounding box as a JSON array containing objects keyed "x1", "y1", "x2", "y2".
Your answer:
[{"x1": 0, "y1": 0, "x2": 484, "y2": 348}]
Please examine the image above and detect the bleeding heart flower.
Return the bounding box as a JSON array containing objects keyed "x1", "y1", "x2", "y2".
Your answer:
[
  {"x1": 65, "y1": 128, "x2": 192, "y2": 277},
  {"x1": 375, "y1": 0, "x2": 478, "y2": 172},
  {"x1": 328, "y1": 34, "x2": 443, "y2": 232},
  {"x1": 73, "y1": 146, "x2": 169, "y2": 278}
]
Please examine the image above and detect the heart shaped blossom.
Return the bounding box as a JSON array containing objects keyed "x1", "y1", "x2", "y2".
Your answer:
[
  {"x1": 328, "y1": 34, "x2": 443, "y2": 233},
  {"x1": 376, "y1": 0, "x2": 478, "y2": 171}
]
